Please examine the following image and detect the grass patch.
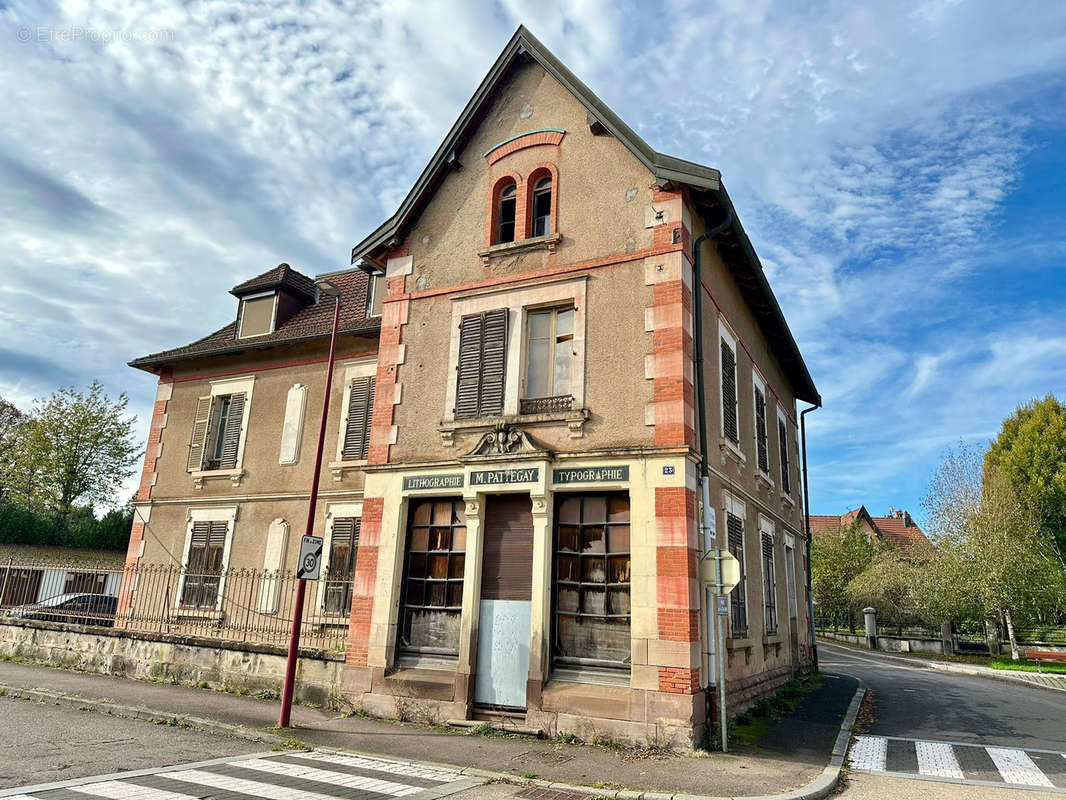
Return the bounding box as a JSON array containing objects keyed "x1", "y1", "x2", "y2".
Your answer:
[
  {"x1": 521, "y1": 771, "x2": 538, "y2": 779},
  {"x1": 272, "y1": 736, "x2": 309, "y2": 751},
  {"x1": 702, "y1": 671, "x2": 823, "y2": 752},
  {"x1": 990, "y1": 658, "x2": 1066, "y2": 675}
]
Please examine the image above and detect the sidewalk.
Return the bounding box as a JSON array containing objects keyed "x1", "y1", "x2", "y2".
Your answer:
[
  {"x1": 0, "y1": 660, "x2": 860, "y2": 799},
  {"x1": 817, "y1": 637, "x2": 1066, "y2": 692}
]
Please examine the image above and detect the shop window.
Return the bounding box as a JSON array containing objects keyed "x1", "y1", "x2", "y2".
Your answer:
[
  {"x1": 398, "y1": 499, "x2": 467, "y2": 659},
  {"x1": 522, "y1": 306, "x2": 574, "y2": 413},
  {"x1": 553, "y1": 493, "x2": 631, "y2": 674},
  {"x1": 324, "y1": 517, "x2": 359, "y2": 615}
]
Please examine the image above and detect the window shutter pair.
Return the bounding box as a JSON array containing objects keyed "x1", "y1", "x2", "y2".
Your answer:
[
  {"x1": 341, "y1": 377, "x2": 375, "y2": 460},
  {"x1": 754, "y1": 387, "x2": 769, "y2": 474},
  {"x1": 761, "y1": 532, "x2": 774, "y2": 560},
  {"x1": 455, "y1": 309, "x2": 507, "y2": 418},
  {"x1": 327, "y1": 518, "x2": 360, "y2": 576},
  {"x1": 778, "y1": 419, "x2": 791, "y2": 494},
  {"x1": 188, "y1": 521, "x2": 227, "y2": 571},
  {"x1": 727, "y1": 513, "x2": 747, "y2": 633},
  {"x1": 721, "y1": 340, "x2": 739, "y2": 444},
  {"x1": 187, "y1": 393, "x2": 246, "y2": 472}
]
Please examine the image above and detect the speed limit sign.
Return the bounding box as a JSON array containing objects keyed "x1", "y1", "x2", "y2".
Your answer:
[{"x1": 297, "y1": 535, "x2": 323, "y2": 580}]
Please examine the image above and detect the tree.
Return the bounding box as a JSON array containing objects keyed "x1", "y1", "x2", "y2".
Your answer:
[
  {"x1": 925, "y1": 444, "x2": 1066, "y2": 659},
  {"x1": 0, "y1": 396, "x2": 25, "y2": 498},
  {"x1": 848, "y1": 548, "x2": 928, "y2": 633},
  {"x1": 810, "y1": 520, "x2": 879, "y2": 628},
  {"x1": 986, "y1": 395, "x2": 1066, "y2": 562},
  {"x1": 14, "y1": 382, "x2": 140, "y2": 516}
]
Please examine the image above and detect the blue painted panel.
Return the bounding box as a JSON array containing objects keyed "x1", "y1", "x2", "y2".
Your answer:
[{"x1": 474, "y1": 599, "x2": 531, "y2": 707}]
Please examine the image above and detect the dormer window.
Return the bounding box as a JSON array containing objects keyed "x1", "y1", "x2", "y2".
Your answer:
[
  {"x1": 496, "y1": 181, "x2": 517, "y2": 244},
  {"x1": 238, "y1": 291, "x2": 277, "y2": 338},
  {"x1": 531, "y1": 175, "x2": 552, "y2": 237},
  {"x1": 366, "y1": 272, "x2": 385, "y2": 318}
]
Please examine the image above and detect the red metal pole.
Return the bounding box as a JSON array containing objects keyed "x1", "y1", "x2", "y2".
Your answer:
[{"x1": 279, "y1": 292, "x2": 342, "y2": 728}]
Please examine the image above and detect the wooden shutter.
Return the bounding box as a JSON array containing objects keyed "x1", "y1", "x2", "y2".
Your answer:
[
  {"x1": 721, "y1": 340, "x2": 738, "y2": 444},
  {"x1": 480, "y1": 308, "x2": 507, "y2": 415},
  {"x1": 454, "y1": 309, "x2": 507, "y2": 418},
  {"x1": 187, "y1": 396, "x2": 212, "y2": 472},
  {"x1": 755, "y1": 387, "x2": 769, "y2": 473},
  {"x1": 778, "y1": 419, "x2": 791, "y2": 494},
  {"x1": 727, "y1": 513, "x2": 746, "y2": 633},
  {"x1": 342, "y1": 377, "x2": 375, "y2": 460},
  {"x1": 218, "y1": 393, "x2": 246, "y2": 469}
]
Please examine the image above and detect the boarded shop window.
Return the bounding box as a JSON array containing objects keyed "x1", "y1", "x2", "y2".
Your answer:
[
  {"x1": 181, "y1": 521, "x2": 227, "y2": 608},
  {"x1": 754, "y1": 383, "x2": 769, "y2": 475},
  {"x1": 779, "y1": 418, "x2": 791, "y2": 495},
  {"x1": 727, "y1": 513, "x2": 747, "y2": 636},
  {"x1": 399, "y1": 499, "x2": 467, "y2": 658},
  {"x1": 189, "y1": 393, "x2": 246, "y2": 472},
  {"x1": 762, "y1": 532, "x2": 778, "y2": 635},
  {"x1": 721, "y1": 339, "x2": 739, "y2": 445},
  {"x1": 553, "y1": 493, "x2": 631, "y2": 672},
  {"x1": 341, "y1": 377, "x2": 375, "y2": 460},
  {"x1": 324, "y1": 517, "x2": 359, "y2": 615},
  {"x1": 523, "y1": 306, "x2": 574, "y2": 406},
  {"x1": 455, "y1": 309, "x2": 507, "y2": 418}
]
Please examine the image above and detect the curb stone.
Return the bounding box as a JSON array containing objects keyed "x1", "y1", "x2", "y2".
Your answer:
[{"x1": 0, "y1": 680, "x2": 866, "y2": 800}]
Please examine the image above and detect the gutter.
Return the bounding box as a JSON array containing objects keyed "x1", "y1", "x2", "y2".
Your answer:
[{"x1": 800, "y1": 402, "x2": 821, "y2": 672}]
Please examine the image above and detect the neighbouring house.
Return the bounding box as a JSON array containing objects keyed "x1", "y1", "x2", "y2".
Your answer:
[
  {"x1": 122, "y1": 26, "x2": 819, "y2": 748},
  {"x1": 809, "y1": 506, "x2": 932, "y2": 556},
  {"x1": 0, "y1": 545, "x2": 125, "y2": 607}
]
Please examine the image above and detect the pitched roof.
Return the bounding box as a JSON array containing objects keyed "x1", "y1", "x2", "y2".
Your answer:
[
  {"x1": 130, "y1": 269, "x2": 379, "y2": 372},
  {"x1": 809, "y1": 507, "x2": 932, "y2": 554},
  {"x1": 349, "y1": 25, "x2": 819, "y2": 405},
  {"x1": 0, "y1": 544, "x2": 127, "y2": 568},
  {"x1": 230, "y1": 263, "x2": 316, "y2": 300}
]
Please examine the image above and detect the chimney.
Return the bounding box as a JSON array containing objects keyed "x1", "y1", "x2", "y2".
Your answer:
[{"x1": 903, "y1": 511, "x2": 912, "y2": 527}]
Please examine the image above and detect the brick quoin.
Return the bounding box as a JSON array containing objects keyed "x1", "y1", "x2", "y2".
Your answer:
[
  {"x1": 347, "y1": 497, "x2": 384, "y2": 666},
  {"x1": 656, "y1": 487, "x2": 699, "y2": 643},
  {"x1": 658, "y1": 666, "x2": 700, "y2": 694}
]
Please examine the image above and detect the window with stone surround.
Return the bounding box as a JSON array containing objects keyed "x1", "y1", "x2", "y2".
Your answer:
[{"x1": 522, "y1": 306, "x2": 574, "y2": 413}]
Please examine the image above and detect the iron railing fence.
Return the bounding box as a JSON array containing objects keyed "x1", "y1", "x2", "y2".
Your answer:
[{"x1": 0, "y1": 559, "x2": 353, "y2": 653}]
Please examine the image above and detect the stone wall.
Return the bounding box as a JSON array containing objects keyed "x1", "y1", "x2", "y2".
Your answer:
[{"x1": 0, "y1": 619, "x2": 347, "y2": 708}]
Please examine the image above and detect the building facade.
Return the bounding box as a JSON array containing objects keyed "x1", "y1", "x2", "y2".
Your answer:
[{"x1": 125, "y1": 27, "x2": 819, "y2": 748}]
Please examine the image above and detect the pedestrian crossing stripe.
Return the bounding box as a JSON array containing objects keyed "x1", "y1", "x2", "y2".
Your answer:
[
  {"x1": 849, "y1": 735, "x2": 1066, "y2": 792},
  {"x1": 0, "y1": 749, "x2": 481, "y2": 800}
]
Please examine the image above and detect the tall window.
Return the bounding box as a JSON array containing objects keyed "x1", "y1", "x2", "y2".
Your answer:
[
  {"x1": 189, "y1": 393, "x2": 246, "y2": 472},
  {"x1": 778, "y1": 418, "x2": 792, "y2": 495},
  {"x1": 531, "y1": 175, "x2": 552, "y2": 236},
  {"x1": 366, "y1": 272, "x2": 385, "y2": 318},
  {"x1": 399, "y1": 499, "x2": 467, "y2": 658},
  {"x1": 238, "y1": 292, "x2": 276, "y2": 338},
  {"x1": 762, "y1": 532, "x2": 778, "y2": 634},
  {"x1": 553, "y1": 494, "x2": 631, "y2": 673},
  {"x1": 455, "y1": 309, "x2": 507, "y2": 418},
  {"x1": 324, "y1": 518, "x2": 359, "y2": 615},
  {"x1": 523, "y1": 306, "x2": 574, "y2": 411},
  {"x1": 721, "y1": 338, "x2": 739, "y2": 445},
  {"x1": 754, "y1": 381, "x2": 769, "y2": 476},
  {"x1": 727, "y1": 513, "x2": 747, "y2": 636},
  {"x1": 341, "y1": 377, "x2": 375, "y2": 460},
  {"x1": 496, "y1": 181, "x2": 517, "y2": 244},
  {"x1": 182, "y1": 521, "x2": 226, "y2": 608}
]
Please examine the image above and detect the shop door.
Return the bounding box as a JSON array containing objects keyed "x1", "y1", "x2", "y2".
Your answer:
[{"x1": 474, "y1": 494, "x2": 533, "y2": 708}]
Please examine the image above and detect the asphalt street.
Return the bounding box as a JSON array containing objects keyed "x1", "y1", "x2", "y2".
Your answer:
[
  {"x1": 819, "y1": 641, "x2": 1066, "y2": 751},
  {"x1": 0, "y1": 695, "x2": 258, "y2": 789}
]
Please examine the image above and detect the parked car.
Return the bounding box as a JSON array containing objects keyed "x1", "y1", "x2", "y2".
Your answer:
[{"x1": 4, "y1": 593, "x2": 118, "y2": 627}]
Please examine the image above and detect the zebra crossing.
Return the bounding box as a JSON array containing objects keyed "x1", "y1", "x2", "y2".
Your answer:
[
  {"x1": 849, "y1": 735, "x2": 1066, "y2": 793},
  {"x1": 0, "y1": 749, "x2": 482, "y2": 800}
]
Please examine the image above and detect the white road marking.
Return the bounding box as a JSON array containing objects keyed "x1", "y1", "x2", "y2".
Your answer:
[
  {"x1": 292, "y1": 750, "x2": 461, "y2": 782},
  {"x1": 986, "y1": 747, "x2": 1055, "y2": 788},
  {"x1": 238, "y1": 757, "x2": 423, "y2": 796},
  {"x1": 849, "y1": 735, "x2": 888, "y2": 771},
  {"x1": 71, "y1": 780, "x2": 195, "y2": 800},
  {"x1": 915, "y1": 740, "x2": 965, "y2": 779},
  {"x1": 164, "y1": 767, "x2": 374, "y2": 800}
]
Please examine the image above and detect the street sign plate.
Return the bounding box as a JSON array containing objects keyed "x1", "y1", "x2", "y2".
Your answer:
[
  {"x1": 297, "y1": 535, "x2": 323, "y2": 580},
  {"x1": 717, "y1": 595, "x2": 729, "y2": 615}
]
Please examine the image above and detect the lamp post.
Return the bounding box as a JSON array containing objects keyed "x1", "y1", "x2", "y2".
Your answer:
[{"x1": 279, "y1": 278, "x2": 342, "y2": 728}]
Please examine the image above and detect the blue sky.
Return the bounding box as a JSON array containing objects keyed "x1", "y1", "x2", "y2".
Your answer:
[{"x1": 1, "y1": 1, "x2": 1064, "y2": 520}]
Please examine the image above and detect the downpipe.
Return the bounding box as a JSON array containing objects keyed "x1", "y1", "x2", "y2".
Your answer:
[{"x1": 800, "y1": 402, "x2": 821, "y2": 672}]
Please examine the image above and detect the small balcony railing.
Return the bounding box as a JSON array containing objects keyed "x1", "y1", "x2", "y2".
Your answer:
[{"x1": 520, "y1": 395, "x2": 574, "y2": 414}]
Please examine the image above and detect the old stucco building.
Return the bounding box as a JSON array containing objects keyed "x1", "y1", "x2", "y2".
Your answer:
[{"x1": 125, "y1": 27, "x2": 819, "y2": 747}]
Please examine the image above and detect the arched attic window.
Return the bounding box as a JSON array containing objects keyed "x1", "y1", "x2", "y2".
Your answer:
[
  {"x1": 496, "y1": 180, "x2": 517, "y2": 244},
  {"x1": 530, "y1": 175, "x2": 552, "y2": 237}
]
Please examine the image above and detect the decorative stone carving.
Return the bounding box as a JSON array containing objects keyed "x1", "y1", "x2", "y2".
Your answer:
[{"x1": 465, "y1": 422, "x2": 546, "y2": 456}]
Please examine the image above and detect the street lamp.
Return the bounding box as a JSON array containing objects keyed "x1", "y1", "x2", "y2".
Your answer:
[{"x1": 279, "y1": 278, "x2": 342, "y2": 728}]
